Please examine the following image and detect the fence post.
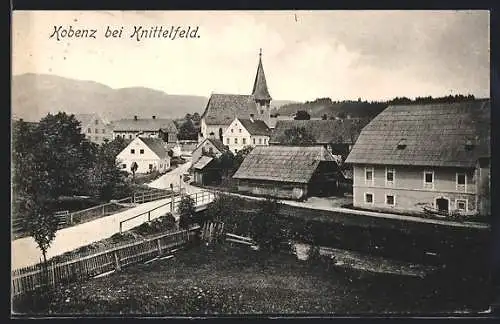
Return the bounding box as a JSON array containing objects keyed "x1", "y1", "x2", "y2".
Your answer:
[
  {"x1": 51, "y1": 261, "x2": 56, "y2": 287},
  {"x1": 157, "y1": 238, "x2": 162, "y2": 255},
  {"x1": 148, "y1": 211, "x2": 151, "y2": 222},
  {"x1": 119, "y1": 222, "x2": 123, "y2": 234},
  {"x1": 102, "y1": 205, "x2": 105, "y2": 216},
  {"x1": 114, "y1": 251, "x2": 121, "y2": 271}
]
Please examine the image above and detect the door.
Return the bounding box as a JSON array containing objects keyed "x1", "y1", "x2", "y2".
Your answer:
[{"x1": 436, "y1": 198, "x2": 449, "y2": 213}]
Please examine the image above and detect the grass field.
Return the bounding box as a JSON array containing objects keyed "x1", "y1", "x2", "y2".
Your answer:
[{"x1": 13, "y1": 243, "x2": 491, "y2": 316}]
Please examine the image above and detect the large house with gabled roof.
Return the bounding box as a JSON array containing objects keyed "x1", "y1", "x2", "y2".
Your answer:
[
  {"x1": 345, "y1": 100, "x2": 490, "y2": 217},
  {"x1": 223, "y1": 116, "x2": 271, "y2": 154},
  {"x1": 112, "y1": 115, "x2": 178, "y2": 143},
  {"x1": 200, "y1": 49, "x2": 273, "y2": 143},
  {"x1": 74, "y1": 113, "x2": 113, "y2": 144},
  {"x1": 116, "y1": 137, "x2": 170, "y2": 174}
]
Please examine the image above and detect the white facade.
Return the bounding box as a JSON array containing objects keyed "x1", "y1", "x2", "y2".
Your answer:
[
  {"x1": 222, "y1": 118, "x2": 270, "y2": 154},
  {"x1": 116, "y1": 137, "x2": 170, "y2": 174},
  {"x1": 200, "y1": 118, "x2": 226, "y2": 142}
]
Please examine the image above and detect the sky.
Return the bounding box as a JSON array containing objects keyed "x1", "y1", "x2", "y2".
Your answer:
[{"x1": 12, "y1": 10, "x2": 490, "y2": 102}]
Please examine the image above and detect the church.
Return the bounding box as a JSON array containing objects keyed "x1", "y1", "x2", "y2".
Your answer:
[{"x1": 199, "y1": 49, "x2": 273, "y2": 142}]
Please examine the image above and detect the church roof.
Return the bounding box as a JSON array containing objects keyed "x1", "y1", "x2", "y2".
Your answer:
[
  {"x1": 251, "y1": 51, "x2": 272, "y2": 101},
  {"x1": 201, "y1": 94, "x2": 259, "y2": 126}
]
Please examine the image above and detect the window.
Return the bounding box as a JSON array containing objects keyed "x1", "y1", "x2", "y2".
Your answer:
[
  {"x1": 239, "y1": 129, "x2": 242, "y2": 133},
  {"x1": 131, "y1": 149, "x2": 135, "y2": 154},
  {"x1": 243, "y1": 138, "x2": 247, "y2": 144},
  {"x1": 424, "y1": 171, "x2": 434, "y2": 184},
  {"x1": 264, "y1": 139, "x2": 267, "y2": 145},
  {"x1": 149, "y1": 164, "x2": 153, "y2": 170},
  {"x1": 365, "y1": 167, "x2": 374, "y2": 183},
  {"x1": 386, "y1": 195, "x2": 395, "y2": 206},
  {"x1": 234, "y1": 138, "x2": 238, "y2": 144},
  {"x1": 231, "y1": 129, "x2": 234, "y2": 133},
  {"x1": 129, "y1": 135, "x2": 133, "y2": 139},
  {"x1": 259, "y1": 138, "x2": 262, "y2": 144},
  {"x1": 95, "y1": 120, "x2": 99, "y2": 125},
  {"x1": 226, "y1": 138, "x2": 230, "y2": 144},
  {"x1": 95, "y1": 128, "x2": 98, "y2": 134},
  {"x1": 87, "y1": 128, "x2": 92, "y2": 133},
  {"x1": 365, "y1": 193, "x2": 374, "y2": 204},
  {"x1": 386, "y1": 168, "x2": 395, "y2": 185},
  {"x1": 102, "y1": 129, "x2": 105, "y2": 134},
  {"x1": 456, "y1": 199, "x2": 467, "y2": 211},
  {"x1": 122, "y1": 164, "x2": 126, "y2": 169},
  {"x1": 253, "y1": 138, "x2": 256, "y2": 145},
  {"x1": 209, "y1": 147, "x2": 213, "y2": 154},
  {"x1": 140, "y1": 149, "x2": 144, "y2": 154},
  {"x1": 456, "y1": 173, "x2": 467, "y2": 191}
]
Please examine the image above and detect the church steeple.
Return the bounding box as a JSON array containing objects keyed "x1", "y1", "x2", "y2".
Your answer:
[{"x1": 252, "y1": 48, "x2": 272, "y2": 102}]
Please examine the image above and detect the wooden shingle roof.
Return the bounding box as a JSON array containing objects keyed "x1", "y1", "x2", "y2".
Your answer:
[
  {"x1": 239, "y1": 118, "x2": 271, "y2": 136},
  {"x1": 202, "y1": 94, "x2": 259, "y2": 126},
  {"x1": 345, "y1": 100, "x2": 490, "y2": 168},
  {"x1": 193, "y1": 156, "x2": 214, "y2": 170},
  {"x1": 269, "y1": 119, "x2": 367, "y2": 145},
  {"x1": 139, "y1": 137, "x2": 169, "y2": 159},
  {"x1": 232, "y1": 146, "x2": 336, "y2": 184}
]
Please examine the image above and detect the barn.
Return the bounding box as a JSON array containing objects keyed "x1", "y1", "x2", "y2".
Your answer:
[{"x1": 232, "y1": 146, "x2": 344, "y2": 200}]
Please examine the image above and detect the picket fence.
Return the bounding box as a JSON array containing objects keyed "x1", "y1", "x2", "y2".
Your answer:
[
  {"x1": 11, "y1": 225, "x2": 200, "y2": 298},
  {"x1": 200, "y1": 221, "x2": 225, "y2": 243}
]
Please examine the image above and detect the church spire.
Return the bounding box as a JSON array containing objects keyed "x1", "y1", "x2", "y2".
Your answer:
[{"x1": 251, "y1": 49, "x2": 272, "y2": 101}]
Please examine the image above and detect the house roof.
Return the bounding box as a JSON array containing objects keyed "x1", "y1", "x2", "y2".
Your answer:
[
  {"x1": 193, "y1": 156, "x2": 215, "y2": 170},
  {"x1": 113, "y1": 118, "x2": 178, "y2": 133},
  {"x1": 232, "y1": 145, "x2": 336, "y2": 184},
  {"x1": 345, "y1": 100, "x2": 491, "y2": 168},
  {"x1": 193, "y1": 137, "x2": 228, "y2": 154},
  {"x1": 239, "y1": 118, "x2": 271, "y2": 136},
  {"x1": 201, "y1": 94, "x2": 259, "y2": 126},
  {"x1": 138, "y1": 137, "x2": 169, "y2": 159},
  {"x1": 251, "y1": 53, "x2": 272, "y2": 101},
  {"x1": 269, "y1": 119, "x2": 367, "y2": 145}
]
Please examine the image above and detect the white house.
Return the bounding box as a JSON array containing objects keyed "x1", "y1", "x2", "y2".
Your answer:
[
  {"x1": 116, "y1": 137, "x2": 170, "y2": 174},
  {"x1": 223, "y1": 116, "x2": 271, "y2": 154}
]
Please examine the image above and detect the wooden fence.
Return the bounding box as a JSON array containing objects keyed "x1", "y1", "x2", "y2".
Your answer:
[
  {"x1": 200, "y1": 221, "x2": 225, "y2": 243},
  {"x1": 133, "y1": 189, "x2": 177, "y2": 204},
  {"x1": 11, "y1": 225, "x2": 200, "y2": 298},
  {"x1": 119, "y1": 190, "x2": 216, "y2": 234}
]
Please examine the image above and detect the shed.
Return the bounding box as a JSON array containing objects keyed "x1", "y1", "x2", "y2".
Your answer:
[
  {"x1": 192, "y1": 156, "x2": 220, "y2": 186},
  {"x1": 232, "y1": 146, "x2": 344, "y2": 200}
]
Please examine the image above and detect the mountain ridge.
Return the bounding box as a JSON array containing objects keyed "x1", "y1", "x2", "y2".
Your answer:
[{"x1": 12, "y1": 73, "x2": 296, "y2": 122}]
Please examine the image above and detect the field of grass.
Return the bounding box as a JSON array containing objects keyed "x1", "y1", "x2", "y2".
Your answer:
[{"x1": 13, "y1": 243, "x2": 491, "y2": 316}]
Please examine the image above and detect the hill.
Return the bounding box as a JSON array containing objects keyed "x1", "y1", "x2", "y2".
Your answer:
[
  {"x1": 273, "y1": 95, "x2": 478, "y2": 120},
  {"x1": 11, "y1": 74, "x2": 210, "y2": 122},
  {"x1": 12, "y1": 74, "x2": 297, "y2": 123}
]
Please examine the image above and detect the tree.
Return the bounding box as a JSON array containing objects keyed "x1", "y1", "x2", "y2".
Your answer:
[
  {"x1": 282, "y1": 127, "x2": 316, "y2": 145},
  {"x1": 294, "y1": 110, "x2": 311, "y2": 120},
  {"x1": 250, "y1": 198, "x2": 286, "y2": 252},
  {"x1": 25, "y1": 195, "x2": 59, "y2": 284},
  {"x1": 178, "y1": 195, "x2": 196, "y2": 229},
  {"x1": 233, "y1": 146, "x2": 253, "y2": 173},
  {"x1": 215, "y1": 150, "x2": 235, "y2": 178},
  {"x1": 178, "y1": 119, "x2": 198, "y2": 140}
]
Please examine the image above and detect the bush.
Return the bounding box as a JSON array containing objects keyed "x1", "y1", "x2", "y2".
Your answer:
[{"x1": 178, "y1": 196, "x2": 196, "y2": 229}]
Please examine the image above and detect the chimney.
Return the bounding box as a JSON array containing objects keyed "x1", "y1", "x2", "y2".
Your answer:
[
  {"x1": 209, "y1": 132, "x2": 215, "y2": 140},
  {"x1": 152, "y1": 116, "x2": 156, "y2": 120},
  {"x1": 134, "y1": 115, "x2": 138, "y2": 121},
  {"x1": 249, "y1": 114, "x2": 254, "y2": 122}
]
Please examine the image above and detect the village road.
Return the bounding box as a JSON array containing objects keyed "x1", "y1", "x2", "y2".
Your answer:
[{"x1": 12, "y1": 160, "x2": 209, "y2": 270}]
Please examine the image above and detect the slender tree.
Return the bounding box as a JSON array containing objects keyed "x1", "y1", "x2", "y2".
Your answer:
[{"x1": 178, "y1": 195, "x2": 196, "y2": 229}]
